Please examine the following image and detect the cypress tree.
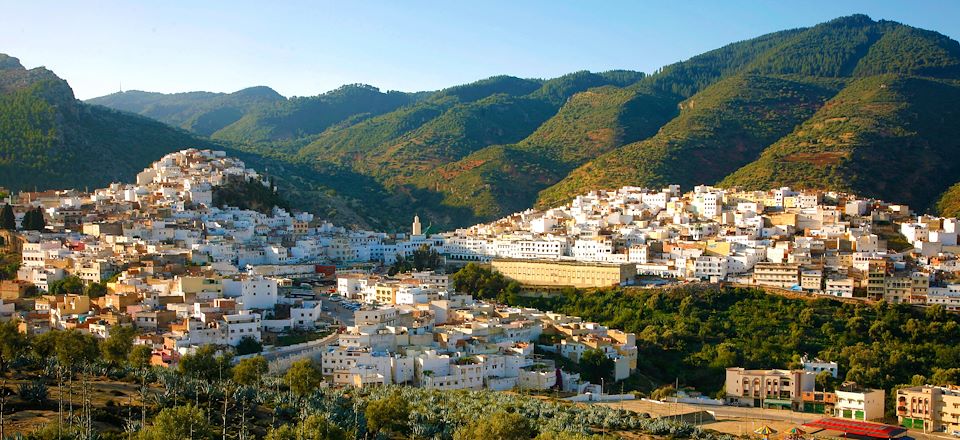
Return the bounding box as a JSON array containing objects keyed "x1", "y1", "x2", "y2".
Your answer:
[
  {"x1": 34, "y1": 208, "x2": 45, "y2": 231},
  {"x1": 22, "y1": 207, "x2": 45, "y2": 231},
  {"x1": 0, "y1": 204, "x2": 14, "y2": 230},
  {"x1": 21, "y1": 209, "x2": 33, "y2": 230}
]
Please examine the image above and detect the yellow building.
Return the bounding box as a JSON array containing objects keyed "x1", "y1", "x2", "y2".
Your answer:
[
  {"x1": 176, "y1": 276, "x2": 223, "y2": 297},
  {"x1": 897, "y1": 385, "x2": 960, "y2": 432},
  {"x1": 375, "y1": 283, "x2": 399, "y2": 305},
  {"x1": 490, "y1": 259, "x2": 636, "y2": 288},
  {"x1": 753, "y1": 262, "x2": 800, "y2": 288}
]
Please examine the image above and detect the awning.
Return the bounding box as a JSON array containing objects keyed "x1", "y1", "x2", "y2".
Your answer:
[
  {"x1": 803, "y1": 417, "x2": 906, "y2": 439},
  {"x1": 764, "y1": 398, "x2": 793, "y2": 407}
]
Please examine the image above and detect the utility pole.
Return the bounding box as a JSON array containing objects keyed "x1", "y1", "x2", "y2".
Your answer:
[{"x1": 1, "y1": 379, "x2": 6, "y2": 440}]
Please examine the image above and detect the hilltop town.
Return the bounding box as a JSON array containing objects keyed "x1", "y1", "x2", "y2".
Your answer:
[{"x1": 1, "y1": 149, "x2": 960, "y2": 436}]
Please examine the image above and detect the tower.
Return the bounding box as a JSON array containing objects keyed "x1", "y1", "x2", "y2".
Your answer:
[{"x1": 412, "y1": 215, "x2": 422, "y2": 236}]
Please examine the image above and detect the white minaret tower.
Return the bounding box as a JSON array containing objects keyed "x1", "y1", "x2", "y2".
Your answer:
[{"x1": 412, "y1": 215, "x2": 422, "y2": 236}]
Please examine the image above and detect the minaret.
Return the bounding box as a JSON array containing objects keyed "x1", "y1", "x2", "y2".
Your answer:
[{"x1": 412, "y1": 214, "x2": 422, "y2": 236}]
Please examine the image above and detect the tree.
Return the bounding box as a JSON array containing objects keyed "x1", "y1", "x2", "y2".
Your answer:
[
  {"x1": 129, "y1": 345, "x2": 153, "y2": 370},
  {"x1": 0, "y1": 321, "x2": 28, "y2": 371},
  {"x1": 650, "y1": 385, "x2": 676, "y2": 401},
  {"x1": 84, "y1": 282, "x2": 108, "y2": 298},
  {"x1": 0, "y1": 204, "x2": 14, "y2": 230},
  {"x1": 411, "y1": 244, "x2": 442, "y2": 271},
  {"x1": 49, "y1": 276, "x2": 84, "y2": 295},
  {"x1": 816, "y1": 371, "x2": 837, "y2": 391},
  {"x1": 101, "y1": 325, "x2": 137, "y2": 366},
  {"x1": 931, "y1": 367, "x2": 960, "y2": 386},
  {"x1": 579, "y1": 349, "x2": 615, "y2": 385},
  {"x1": 365, "y1": 391, "x2": 410, "y2": 436},
  {"x1": 235, "y1": 335, "x2": 262, "y2": 356},
  {"x1": 179, "y1": 345, "x2": 233, "y2": 381},
  {"x1": 453, "y1": 410, "x2": 533, "y2": 440},
  {"x1": 284, "y1": 359, "x2": 322, "y2": 396},
  {"x1": 388, "y1": 254, "x2": 413, "y2": 276},
  {"x1": 137, "y1": 404, "x2": 213, "y2": 440},
  {"x1": 232, "y1": 356, "x2": 268, "y2": 386},
  {"x1": 452, "y1": 263, "x2": 513, "y2": 300},
  {"x1": 21, "y1": 207, "x2": 45, "y2": 231},
  {"x1": 47, "y1": 330, "x2": 99, "y2": 367},
  {"x1": 265, "y1": 415, "x2": 346, "y2": 440}
]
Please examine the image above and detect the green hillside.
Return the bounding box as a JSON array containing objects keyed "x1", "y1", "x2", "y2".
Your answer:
[
  {"x1": 212, "y1": 84, "x2": 416, "y2": 144},
  {"x1": 721, "y1": 75, "x2": 960, "y2": 210},
  {"x1": 935, "y1": 182, "x2": 960, "y2": 218},
  {"x1": 415, "y1": 83, "x2": 681, "y2": 218},
  {"x1": 539, "y1": 75, "x2": 839, "y2": 205},
  {"x1": 0, "y1": 54, "x2": 215, "y2": 191},
  {"x1": 87, "y1": 86, "x2": 284, "y2": 136},
  {"x1": 337, "y1": 71, "x2": 647, "y2": 183},
  {"x1": 542, "y1": 15, "x2": 960, "y2": 213}
]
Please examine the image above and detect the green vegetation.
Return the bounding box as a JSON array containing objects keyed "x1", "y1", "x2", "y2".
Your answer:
[
  {"x1": 540, "y1": 75, "x2": 838, "y2": 206},
  {"x1": 47, "y1": 275, "x2": 83, "y2": 295},
  {"x1": 453, "y1": 410, "x2": 533, "y2": 440},
  {"x1": 235, "y1": 336, "x2": 263, "y2": 356},
  {"x1": 233, "y1": 356, "x2": 269, "y2": 386},
  {"x1": 721, "y1": 75, "x2": 960, "y2": 211},
  {"x1": 87, "y1": 86, "x2": 285, "y2": 137},
  {"x1": 417, "y1": 83, "x2": 680, "y2": 217},
  {"x1": 0, "y1": 323, "x2": 737, "y2": 440},
  {"x1": 388, "y1": 244, "x2": 443, "y2": 275},
  {"x1": 579, "y1": 348, "x2": 615, "y2": 385},
  {"x1": 20, "y1": 207, "x2": 46, "y2": 231},
  {"x1": 451, "y1": 262, "x2": 521, "y2": 303},
  {"x1": 365, "y1": 391, "x2": 410, "y2": 436},
  {"x1": 0, "y1": 54, "x2": 216, "y2": 193},
  {"x1": 0, "y1": 203, "x2": 15, "y2": 229},
  {"x1": 510, "y1": 285, "x2": 960, "y2": 396},
  {"x1": 935, "y1": 181, "x2": 960, "y2": 217},
  {"x1": 213, "y1": 84, "x2": 415, "y2": 144},
  {"x1": 211, "y1": 176, "x2": 290, "y2": 214},
  {"x1": 284, "y1": 358, "x2": 323, "y2": 396}
]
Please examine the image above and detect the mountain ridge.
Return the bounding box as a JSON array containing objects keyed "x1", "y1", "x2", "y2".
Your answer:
[{"x1": 5, "y1": 14, "x2": 960, "y2": 231}]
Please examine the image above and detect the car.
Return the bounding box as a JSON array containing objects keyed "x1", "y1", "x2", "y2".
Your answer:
[{"x1": 950, "y1": 430, "x2": 960, "y2": 437}]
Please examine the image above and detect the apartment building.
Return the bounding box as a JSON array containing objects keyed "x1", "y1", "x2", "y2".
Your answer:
[
  {"x1": 753, "y1": 262, "x2": 801, "y2": 288},
  {"x1": 724, "y1": 367, "x2": 816, "y2": 409},
  {"x1": 897, "y1": 385, "x2": 960, "y2": 433},
  {"x1": 490, "y1": 259, "x2": 636, "y2": 288},
  {"x1": 835, "y1": 382, "x2": 885, "y2": 421}
]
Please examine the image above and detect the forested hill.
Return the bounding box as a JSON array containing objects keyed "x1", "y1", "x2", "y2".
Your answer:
[
  {"x1": 18, "y1": 14, "x2": 960, "y2": 230},
  {"x1": 543, "y1": 16, "x2": 960, "y2": 213},
  {"x1": 0, "y1": 54, "x2": 216, "y2": 192}
]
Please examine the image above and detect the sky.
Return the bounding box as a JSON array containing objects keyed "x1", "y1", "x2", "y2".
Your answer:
[{"x1": 3, "y1": 0, "x2": 959, "y2": 100}]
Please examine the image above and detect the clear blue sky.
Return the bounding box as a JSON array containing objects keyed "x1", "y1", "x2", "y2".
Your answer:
[{"x1": 3, "y1": 0, "x2": 958, "y2": 99}]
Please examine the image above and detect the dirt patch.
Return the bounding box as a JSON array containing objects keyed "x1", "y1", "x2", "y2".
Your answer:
[
  {"x1": 586, "y1": 128, "x2": 615, "y2": 147},
  {"x1": 782, "y1": 151, "x2": 848, "y2": 166}
]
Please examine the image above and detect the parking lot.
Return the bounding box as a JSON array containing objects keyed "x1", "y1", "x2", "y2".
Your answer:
[{"x1": 320, "y1": 295, "x2": 358, "y2": 326}]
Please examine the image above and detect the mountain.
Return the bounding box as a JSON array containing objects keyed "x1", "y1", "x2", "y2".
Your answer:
[
  {"x1": 540, "y1": 15, "x2": 960, "y2": 214},
  {"x1": 414, "y1": 82, "x2": 680, "y2": 219},
  {"x1": 42, "y1": 15, "x2": 960, "y2": 229},
  {"x1": 0, "y1": 54, "x2": 216, "y2": 192},
  {"x1": 720, "y1": 75, "x2": 960, "y2": 210},
  {"x1": 88, "y1": 86, "x2": 284, "y2": 137},
  {"x1": 88, "y1": 83, "x2": 417, "y2": 145}
]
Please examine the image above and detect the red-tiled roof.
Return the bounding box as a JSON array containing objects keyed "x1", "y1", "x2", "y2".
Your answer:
[{"x1": 803, "y1": 418, "x2": 906, "y2": 439}]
